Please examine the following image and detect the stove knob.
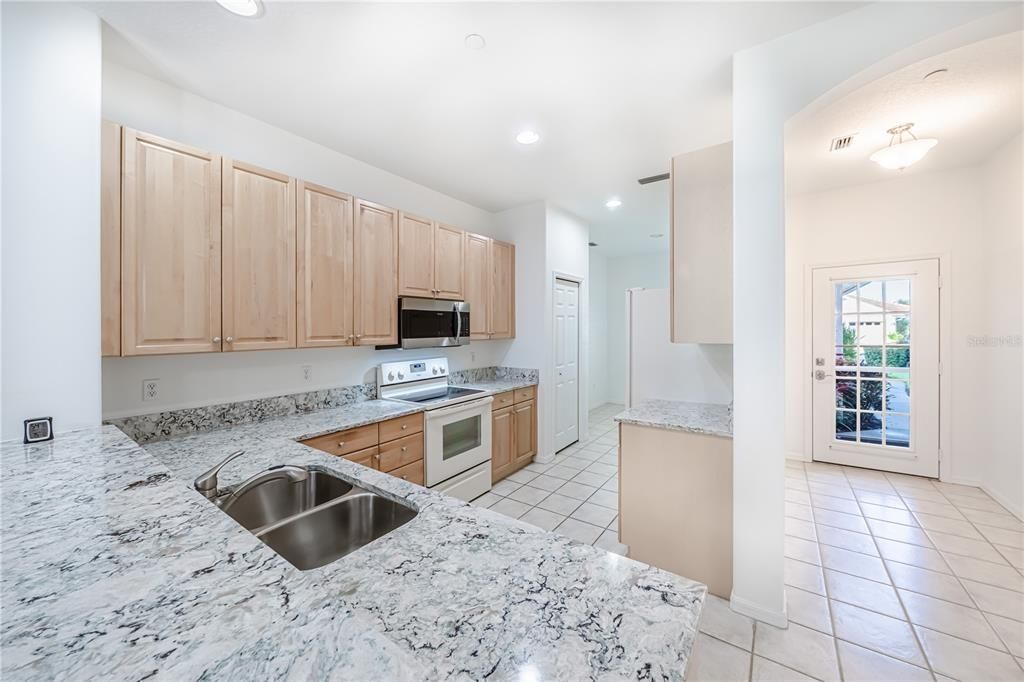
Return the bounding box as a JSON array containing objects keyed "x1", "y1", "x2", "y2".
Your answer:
[
  {"x1": 398, "y1": 372, "x2": 405, "y2": 380},
  {"x1": 439, "y1": 367, "x2": 446, "y2": 374},
  {"x1": 387, "y1": 372, "x2": 394, "y2": 381},
  {"x1": 432, "y1": 368, "x2": 438, "y2": 375}
]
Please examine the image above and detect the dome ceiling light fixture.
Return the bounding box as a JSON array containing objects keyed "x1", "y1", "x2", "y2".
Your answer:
[
  {"x1": 216, "y1": 0, "x2": 263, "y2": 17},
  {"x1": 869, "y1": 123, "x2": 938, "y2": 170}
]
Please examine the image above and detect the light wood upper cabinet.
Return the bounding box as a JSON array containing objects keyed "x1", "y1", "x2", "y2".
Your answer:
[
  {"x1": 353, "y1": 199, "x2": 399, "y2": 346},
  {"x1": 297, "y1": 181, "x2": 354, "y2": 348},
  {"x1": 490, "y1": 239, "x2": 515, "y2": 339},
  {"x1": 671, "y1": 142, "x2": 732, "y2": 344},
  {"x1": 434, "y1": 224, "x2": 465, "y2": 300},
  {"x1": 464, "y1": 233, "x2": 491, "y2": 339},
  {"x1": 398, "y1": 212, "x2": 436, "y2": 298},
  {"x1": 101, "y1": 120, "x2": 121, "y2": 357},
  {"x1": 222, "y1": 159, "x2": 297, "y2": 351},
  {"x1": 121, "y1": 129, "x2": 222, "y2": 356}
]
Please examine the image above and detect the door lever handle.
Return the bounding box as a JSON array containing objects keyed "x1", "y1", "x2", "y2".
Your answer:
[{"x1": 814, "y1": 370, "x2": 834, "y2": 381}]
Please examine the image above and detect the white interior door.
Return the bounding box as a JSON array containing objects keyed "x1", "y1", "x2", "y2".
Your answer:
[
  {"x1": 554, "y1": 278, "x2": 580, "y2": 452},
  {"x1": 811, "y1": 259, "x2": 940, "y2": 477}
]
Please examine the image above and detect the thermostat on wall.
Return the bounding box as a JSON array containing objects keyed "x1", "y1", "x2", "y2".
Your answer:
[{"x1": 23, "y1": 417, "x2": 53, "y2": 444}]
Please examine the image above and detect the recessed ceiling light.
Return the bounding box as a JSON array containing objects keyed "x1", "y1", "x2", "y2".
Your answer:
[
  {"x1": 605, "y1": 198, "x2": 622, "y2": 209},
  {"x1": 649, "y1": 233, "x2": 664, "y2": 239},
  {"x1": 464, "y1": 34, "x2": 486, "y2": 50},
  {"x1": 216, "y1": 0, "x2": 262, "y2": 17},
  {"x1": 516, "y1": 130, "x2": 540, "y2": 145}
]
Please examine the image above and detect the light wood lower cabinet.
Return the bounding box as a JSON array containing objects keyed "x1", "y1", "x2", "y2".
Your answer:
[
  {"x1": 121, "y1": 129, "x2": 223, "y2": 356},
  {"x1": 491, "y1": 388, "x2": 537, "y2": 483},
  {"x1": 300, "y1": 412, "x2": 425, "y2": 486},
  {"x1": 618, "y1": 422, "x2": 733, "y2": 598}
]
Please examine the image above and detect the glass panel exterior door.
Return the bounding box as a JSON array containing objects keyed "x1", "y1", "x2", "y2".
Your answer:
[{"x1": 812, "y1": 260, "x2": 939, "y2": 478}]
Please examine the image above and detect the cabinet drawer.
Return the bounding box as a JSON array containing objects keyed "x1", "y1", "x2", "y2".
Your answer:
[
  {"x1": 513, "y1": 385, "x2": 536, "y2": 403},
  {"x1": 301, "y1": 423, "x2": 378, "y2": 457},
  {"x1": 390, "y1": 459, "x2": 424, "y2": 486},
  {"x1": 343, "y1": 445, "x2": 379, "y2": 469},
  {"x1": 379, "y1": 412, "x2": 423, "y2": 443},
  {"x1": 378, "y1": 433, "x2": 424, "y2": 472},
  {"x1": 493, "y1": 391, "x2": 516, "y2": 409}
]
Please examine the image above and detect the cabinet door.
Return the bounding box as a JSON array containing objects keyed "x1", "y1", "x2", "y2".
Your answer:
[
  {"x1": 222, "y1": 159, "x2": 296, "y2": 351},
  {"x1": 353, "y1": 199, "x2": 399, "y2": 346},
  {"x1": 513, "y1": 399, "x2": 537, "y2": 463},
  {"x1": 464, "y1": 233, "x2": 491, "y2": 339},
  {"x1": 297, "y1": 181, "x2": 354, "y2": 348},
  {"x1": 434, "y1": 224, "x2": 465, "y2": 300},
  {"x1": 397, "y1": 212, "x2": 435, "y2": 297},
  {"x1": 101, "y1": 120, "x2": 121, "y2": 357},
  {"x1": 490, "y1": 240, "x2": 515, "y2": 339},
  {"x1": 491, "y1": 406, "x2": 515, "y2": 483},
  {"x1": 121, "y1": 129, "x2": 222, "y2": 355}
]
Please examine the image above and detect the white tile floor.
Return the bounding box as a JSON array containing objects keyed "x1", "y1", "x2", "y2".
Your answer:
[
  {"x1": 470, "y1": 402, "x2": 627, "y2": 555},
  {"x1": 689, "y1": 459, "x2": 1024, "y2": 681}
]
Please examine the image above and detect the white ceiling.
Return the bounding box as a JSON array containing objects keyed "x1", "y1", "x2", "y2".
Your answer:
[
  {"x1": 92, "y1": 1, "x2": 857, "y2": 256},
  {"x1": 787, "y1": 30, "x2": 1023, "y2": 194}
]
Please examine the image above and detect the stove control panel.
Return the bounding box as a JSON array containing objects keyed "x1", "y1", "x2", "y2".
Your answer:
[{"x1": 379, "y1": 357, "x2": 449, "y2": 387}]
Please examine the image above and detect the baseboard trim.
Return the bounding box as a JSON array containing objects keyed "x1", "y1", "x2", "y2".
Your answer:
[
  {"x1": 786, "y1": 451, "x2": 812, "y2": 463},
  {"x1": 730, "y1": 590, "x2": 788, "y2": 628},
  {"x1": 939, "y1": 474, "x2": 1023, "y2": 522}
]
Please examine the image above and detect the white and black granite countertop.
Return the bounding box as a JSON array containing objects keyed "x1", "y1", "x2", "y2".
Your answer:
[
  {"x1": 614, "y1": 399, "x2": 733, "y2": 438},
  {"x1": 2, "y1": 383, "x2": 706, "y2": 680}
]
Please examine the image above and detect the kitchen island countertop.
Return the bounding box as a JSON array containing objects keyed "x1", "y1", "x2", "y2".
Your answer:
[{"x1": 2, "y1": 386, "x2": 705, "y2": 680}]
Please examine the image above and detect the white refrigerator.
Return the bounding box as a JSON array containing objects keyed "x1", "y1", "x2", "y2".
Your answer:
[{"x1": 624, "y1": 288, "x2": 733, "y2": 408}]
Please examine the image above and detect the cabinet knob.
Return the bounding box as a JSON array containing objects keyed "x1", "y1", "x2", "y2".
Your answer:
[
  {"x1": 401, "y1": 446, "x2": 408, "y2": 452},
  {"x1": 401, "y1": 424, "x2": 408, "y2": 430},
  {"x1": 213, "y1": 336, "x2": 221, "y2": 343},
  {"x1": 355, "y1": 334, "x2": 363, "y2": 339},
  {"x1": 338, "y1": 441, "x2": 346, "y2": 447},
  {"x1": 402, "y1": 475, "x2": 409, "y2": 481},
  {"x1": 225, "y1": 337, "x2": 234, "y2": 343}
]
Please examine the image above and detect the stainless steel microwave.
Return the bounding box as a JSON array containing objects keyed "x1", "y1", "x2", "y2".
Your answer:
[{"x1": 390, "y1": 297, "x2": 470, "y2": 349}]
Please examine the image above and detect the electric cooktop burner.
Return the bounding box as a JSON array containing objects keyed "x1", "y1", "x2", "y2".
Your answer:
[{"x1": 404, "y1": 386, "x2": 486, "y2": 405}]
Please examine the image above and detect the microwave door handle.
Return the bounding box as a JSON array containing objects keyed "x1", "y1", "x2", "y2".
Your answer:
[{"x1": 453, "y1": 304, "x2": 462, "y2": 339}]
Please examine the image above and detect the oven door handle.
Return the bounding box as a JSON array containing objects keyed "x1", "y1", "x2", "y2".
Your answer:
[
  {"x1": 453, "y1": 303, "x2": 462, "y2": 340},
  {"x1": 427, "y1": 396, "x2": 493, "y2": 418}
]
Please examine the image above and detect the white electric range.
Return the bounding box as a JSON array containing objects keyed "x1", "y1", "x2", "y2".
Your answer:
[{"x1": 378, "y1": 358, "x2": 493, "y2": 501}]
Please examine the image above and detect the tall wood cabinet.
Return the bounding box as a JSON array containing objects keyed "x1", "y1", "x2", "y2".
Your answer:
[
  {"x1": 222, "y1": 159, "x2": 296, "y2": 351},
  {"x1": 353, "y1": 199, "x2": 399, "y2": 346},
  {"x1": 101, "y1": 121, "x2": 121, "y2": 357},
  {"x1": 121, "y1": 129, "x2": 223, "y2": 356},
  {"x1": 464, "y1": 233, "x2": 516, "y2": 340},
  {"x1": 491, "y1": 386, "x2": 537, "y2": 483},
  {"x1": 297, "y1": 181, "x2": 355, "y2": 347},
  {"x1": 103, "y1": 124, "x2": 512, "y2": 358}
]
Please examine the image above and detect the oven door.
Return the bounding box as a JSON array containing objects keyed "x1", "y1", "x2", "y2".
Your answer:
[
  {"x1": 399, "y1": 298, "x2": 470, "y2": 349},
  {"x1": 424, "y1": 396, "x2": 493, "y2": 487}
]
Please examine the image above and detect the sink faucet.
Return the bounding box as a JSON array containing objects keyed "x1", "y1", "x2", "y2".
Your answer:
[{"x1": 194, "y1": 450, "x2": 246, "y2": 498}]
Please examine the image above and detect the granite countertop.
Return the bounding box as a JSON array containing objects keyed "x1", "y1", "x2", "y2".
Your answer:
[
  {"x1": 2, "y1": 384, "x2": 706, "y2": 680},
  {"x1": 614, "y1": 399, "x2": 733, "y2": 438}
]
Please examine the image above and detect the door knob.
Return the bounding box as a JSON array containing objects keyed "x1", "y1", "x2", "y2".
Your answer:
[{"x1": 814, "y1": 369, "x2": 833, "y2": 381}]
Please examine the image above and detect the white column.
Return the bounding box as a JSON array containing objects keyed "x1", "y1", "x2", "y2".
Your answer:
[{"x1": 1, "y1": 3, "x2": 103, "y2": 439}]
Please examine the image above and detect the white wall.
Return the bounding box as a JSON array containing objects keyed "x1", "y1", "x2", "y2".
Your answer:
[
  {"x1": 588, "y1": 251, "x2": 609, "y2": 408},
  {"x1": 545, "y1": 205, "x2": 591, "y2": 453},
  {"x1": 101, "y1": 63, "x2": 510, "y2": 418},
  {"x1": 731, "y1": 1, "x2": 1009, "y2": 626},
  {"x1": 1, "y1": 3, "x2": 103, "y2": 439},
  {"x1": 604, "y1": 253, "x2": 670, "y2": 403},
  {"x1": 978, "y1": 134, "x2": 1022, "y2": 515}
]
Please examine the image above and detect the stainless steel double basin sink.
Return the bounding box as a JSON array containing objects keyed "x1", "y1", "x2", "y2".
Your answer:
[{"x1": 209, "y1": 466, "x2": 417, "y2": 570}]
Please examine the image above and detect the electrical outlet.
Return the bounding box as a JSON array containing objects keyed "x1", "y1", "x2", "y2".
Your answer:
[
  {"x1": 302, "y1": 365, "x2": 313, "y2": 383},
  {"x1": 142, "y1": 378, "x2": 160, "y2": 402}
]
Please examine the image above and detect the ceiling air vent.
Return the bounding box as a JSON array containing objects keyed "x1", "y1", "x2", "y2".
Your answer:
[{"x1": 830, "y1": 134, "x2": 856, "y2": 152}]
